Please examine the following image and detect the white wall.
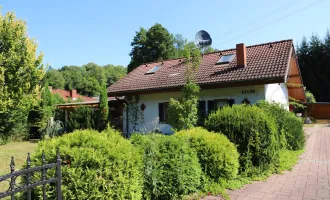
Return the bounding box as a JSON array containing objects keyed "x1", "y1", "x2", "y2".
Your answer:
[
  {"x1": 264, "y1": 83, "x2": 289, "y2": 110},
  {"x1": 123, "y1": 85, "x2": 266, "y2": 134}
]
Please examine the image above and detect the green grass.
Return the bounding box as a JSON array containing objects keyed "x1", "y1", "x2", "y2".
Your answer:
[{"x1": 0, "y1": 141, "x2": 38, "y2": 196}]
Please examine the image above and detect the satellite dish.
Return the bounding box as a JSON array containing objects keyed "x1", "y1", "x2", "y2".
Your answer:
[
  {"x1": 195, "y1": 30, "x2": 212, "y2": 54},
  {"x1": 195, "y1": 30, "x2": 212, "y2": 47}
]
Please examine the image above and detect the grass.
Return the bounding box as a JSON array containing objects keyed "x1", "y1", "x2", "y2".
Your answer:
[{"x1": 0, "y1": 141, "x2": 38, "y2": 195}]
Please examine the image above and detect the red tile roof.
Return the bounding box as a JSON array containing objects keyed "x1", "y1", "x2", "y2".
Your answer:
[
  {"x1": 51, "y1": 89, "x2": 94, "y2": 102},
  {"x1": 108, "y1": 39, "x2": 293, "y2": 95}
]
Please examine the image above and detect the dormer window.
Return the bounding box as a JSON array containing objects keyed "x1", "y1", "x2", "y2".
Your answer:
[
  {"x1": 145, "y1": 65, "x2": 161, "y2": 74},
  {"x1": 217, "y1": 54, "x2": 235, "y2": 64}
]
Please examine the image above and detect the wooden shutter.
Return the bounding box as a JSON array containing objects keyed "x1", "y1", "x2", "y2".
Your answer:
[{"x1": 158, "y1": 103, "x2": 164, "y2": 123}]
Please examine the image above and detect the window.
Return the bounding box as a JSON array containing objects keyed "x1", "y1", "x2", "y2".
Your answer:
[
  {"x1": 217, "y1": 54, "x2": 235, "y2": 64},
  {"x1": 158, "y1": 102, "x2": 169, "y2": 123},
  {"x1": 207, "y1": 99, "x2": 235, "y2": 114},
  {"x1": 197, "y1": 101, "x2": 206, "y2": 126},
  {"x1": 146, "y1": 65, "x2": 161, "y2": 74}
]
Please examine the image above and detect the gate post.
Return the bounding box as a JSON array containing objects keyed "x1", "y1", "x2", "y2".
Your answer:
[{"x1": 56, "y1": 149, "x2": 62, "y2": 200}]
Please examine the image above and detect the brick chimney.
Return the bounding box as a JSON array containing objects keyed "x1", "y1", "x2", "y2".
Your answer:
[
  {"x1": 236, "y1": 43, "x2": 247, "y2": 67},
  {"x1": 70, "y1": 89, "x2": 77, "y2": 100},
  {"x1": 48, "y1": 86, "x2": 52, "y2": 91}
]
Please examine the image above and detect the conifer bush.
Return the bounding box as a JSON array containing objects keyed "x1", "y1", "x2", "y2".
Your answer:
[
  {"x1": 27, "y1": 129, "x2": 143, "y2": 200},
  {"x1": 205, "y1": 105, "x2": 279, "y2": 175},
  {"x1": 131, "y1": 134, "x2": 202, "y2": 200},
  {"x1": 176, "y1": 127, "x2": 239, "y2": 181},
  {"x1": 256, "y1": 100, "x2": 305, "y2": 150}
]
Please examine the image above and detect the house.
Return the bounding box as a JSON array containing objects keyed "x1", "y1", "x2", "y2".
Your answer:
[
  {"x1": 49, "y1": 87, "x2": 94, "y2": 102},
  {"x1": 107, "y1": 39, "x2": 306, "y2": 135}
]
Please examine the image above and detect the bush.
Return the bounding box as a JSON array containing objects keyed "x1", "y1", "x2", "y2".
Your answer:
[
  {"x1": 131, "y1": 134, "x2": 202, "y2": 200},
  {"x1": 26, "y1": 128, "x2": 143, "y2": 200},
  {"x1": 67, "y1": 106, "x2": 96, "y2": 132},
  {"x1": 205, "y1": 105, "x2": 279, "y2": 176},
  {"x1": 256, "y1": 101, "x2": 305, "y2": 150},
  {"x1": 176, "y1": 127, "x2": 239, "y2": 181}
]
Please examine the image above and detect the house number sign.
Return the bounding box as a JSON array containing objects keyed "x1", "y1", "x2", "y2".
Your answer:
[{"x1": 241, "y1": 89, "x2": 255, "y2": 94}]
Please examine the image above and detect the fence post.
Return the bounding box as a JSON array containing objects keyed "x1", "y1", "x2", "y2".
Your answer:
[
  {"x1": 27, "y1": 153, "x2": 31, "y2": 200},
  {"x1": 10, "y1": 156, "x2": 15, "y2": 200},
  {"x1": 42, "y1": 151, "x2": 47, "y2": 200},
  {"x1": 56, "y1": 149, "x2": 62, "y2": 200}
]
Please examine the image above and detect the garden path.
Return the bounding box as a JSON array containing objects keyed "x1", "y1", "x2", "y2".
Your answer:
[{"x1": 203, "y1": 125, "x2": 330, "y2": 200}]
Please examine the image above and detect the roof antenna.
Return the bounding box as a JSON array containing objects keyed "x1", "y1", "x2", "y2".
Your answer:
[{"x1": 195, "y1": 30, "x2": 212, "y2": 56}]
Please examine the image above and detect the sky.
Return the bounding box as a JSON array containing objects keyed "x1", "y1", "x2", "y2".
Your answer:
[{"x1": 1, "y1": 0, "x2": 329, "y2": 69}]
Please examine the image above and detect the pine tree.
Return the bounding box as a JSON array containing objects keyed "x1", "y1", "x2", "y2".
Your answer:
[{"x1": 98, "y1": 82, "x2": 109, "y2": 131}]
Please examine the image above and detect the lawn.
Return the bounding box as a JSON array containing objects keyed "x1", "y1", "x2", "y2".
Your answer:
[{"x1": 0, "y1": 141, "x2": 38, "y2": 195}]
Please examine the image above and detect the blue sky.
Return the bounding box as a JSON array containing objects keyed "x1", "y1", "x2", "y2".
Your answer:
[{"x1": 1, "y1": 0, "x2": 329, "y2": 68}]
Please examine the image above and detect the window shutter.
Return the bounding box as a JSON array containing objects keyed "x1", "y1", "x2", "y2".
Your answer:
[{"x1": 158, "y1": 103, "x2": 164, "y2": 123}]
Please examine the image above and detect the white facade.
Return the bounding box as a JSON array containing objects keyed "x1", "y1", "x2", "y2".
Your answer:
[{"x1": 123, "y1": 83, "x2": 289, "y2": 134}]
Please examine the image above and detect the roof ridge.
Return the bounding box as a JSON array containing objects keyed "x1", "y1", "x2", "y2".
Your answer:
[{"x1": 136, "y1": 39, "x2": 293, "y2": 66}]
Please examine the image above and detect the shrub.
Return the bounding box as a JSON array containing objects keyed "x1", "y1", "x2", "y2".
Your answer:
[
  {"x1": 205, "y1": 105, "x2": 279, "y2": 176},
  {"x1": 67, "y1": 106, "x2": 96, "y2": 132},
  {"x1": 26, "y1": 128, "x2": 143, "y2": 200},
  {"x1": 131, "y1": 134, "x2": 201, "y2": 200},
  {"x1": 256, "y1": 100, "x2": 305, "y2": 150},
  {"x1": 176, "y1": 127, "x2": 239, "y2": 181}
]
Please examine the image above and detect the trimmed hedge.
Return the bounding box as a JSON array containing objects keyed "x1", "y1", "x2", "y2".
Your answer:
[
  {"x1": 205, "y1": 105, "x2": 279, "y2": 175},
  {"x1": 26, "y1": 129, "x2": 143, "y2": 200},
  {"x1": 176, "y1": 127, "x2": 239, "y2": 181},
  {"x1": 131, "y1": 134, "x2": 202, "y2": 200},
  {"x1": 256, "y1": 101, "x2": 305, "y2": 150}
]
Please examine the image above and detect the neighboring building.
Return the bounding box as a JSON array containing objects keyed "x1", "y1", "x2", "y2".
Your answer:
[
  {"x1": 108, "y1": 39, "x2": 306, "y2": 134},
  {"x1": 49, "y1": 87, "x2": 94, "y2": 102}
]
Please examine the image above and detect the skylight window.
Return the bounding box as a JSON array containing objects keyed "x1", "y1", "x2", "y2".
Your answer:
[
  {"x1": 217, "y1": 54, "x2": 235, "y2": 64},
  {"x1": 145, "y1": 65, "x2": 161, "y2": 74}
]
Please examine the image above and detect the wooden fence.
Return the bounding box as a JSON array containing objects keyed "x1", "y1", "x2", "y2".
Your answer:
[{"x1": 307, "y1": 103, "x2": 330, "y2": 119}]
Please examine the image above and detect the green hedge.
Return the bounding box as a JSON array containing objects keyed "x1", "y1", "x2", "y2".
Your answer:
[
  {"x1": 26, "y1": 129, "x2": 143, "y2": 200},
  {"x1": 205, "y1": 105, "x2": 279, "y2": 175},
  {"x1": 176, "y1": 127, "x2": 239, "y2": 181},
  {"x1": 256, "y1": 101, "x2": 305, "y2": 150},
  {"x1": 131, "y1": 134, "x2": 201, "y2": 200}
]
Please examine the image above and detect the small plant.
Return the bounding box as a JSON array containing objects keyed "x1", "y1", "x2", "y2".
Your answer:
[{"x1": 131, "y1": 134, "x2": 201, "y2": 200}]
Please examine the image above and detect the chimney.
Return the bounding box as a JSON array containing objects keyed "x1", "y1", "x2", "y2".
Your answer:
[
  {"x1": 48, "y1": 86, "x2": 52, "y2": 91},
  {"x1": 70, "y1": 89, "x2": 77, "y2": 100},
  {"x1": 236, "y1": 43, "x2": 247, "y2": 67}
]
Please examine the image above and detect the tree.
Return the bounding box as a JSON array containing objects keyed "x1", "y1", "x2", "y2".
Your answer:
[
  {"x1": 128, "y1": 24, "x2": 175, "y2": 72},
  {"x1": 97, "y1": 82, "x2": 109, "y2": 131},
  {"x1": 297, "y1": 31, "x2": 330, "y2": 102},
  {"x1": 0, "y1": 10, "x2": 44, "y2": 142},
  {"x1": 43, "y1": 69, "x2": 65, "y2": 89},
  {"x1": 60, "y1": 65, "x2": 84, "y2": 91},
  {"x1": 103, "y1": 64, "x2": 127, "y2": 87},
  {"x1": 167, "y1": 45, "x2": 201, "y2": 131}
]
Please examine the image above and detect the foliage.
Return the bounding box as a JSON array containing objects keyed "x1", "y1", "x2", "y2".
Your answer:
[
  {"x1": 256, "y1": 100, "x2": 305, "y2": 150},
  {"x1": 127, "y1": 24, "x2": 214, "y2": 72},
  {"x1": 205, "y1": 105, "x2": 279, "y2": 176},
  {"x1": 167, "y1": 46, "x2": 201, "y2": 131},
  {"x1": 25, "y1": 128, "x2": 143, "y2": 199},
  {"x1": 127, "y1": 103, "x2": 144, "y2": 135},
  {"x1": 67, "y1": 106, "x2": 96, "y2": 132},
  {"x1": 305, "y1": 90, "x2": 316, "y2": 103},
  {"x1": 52, "y1": 63, "x2": 126, "y2": 97},
  {"x1": 0, "y1": 10, "x2": 44, "y2": 143},
  {"x1": 97, "y1": 82, "x2": 109, "y2": 131},
  {"x1": 128, "y1": 24, "x2": 175, "y2": 72},
  {"x1": 278, "y1": 149, "x2": 304, "y2": 172},
  {"x1": 297, "y1": 31, "x2": 330, "y2": 102},
  {"x1": 43, "y1": 69, "x2": 65, "y2": 89},
  {"x1": 176, "y1": 127, "x2": 239, "y2": 181},
  {"x1": 131, "y1": 134, "x2": 202, "y2": 200}
]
